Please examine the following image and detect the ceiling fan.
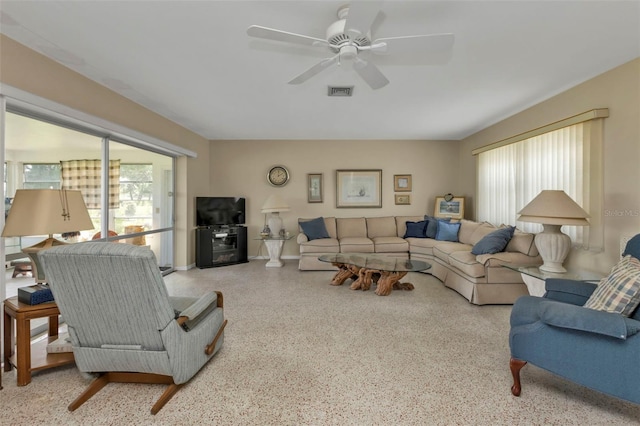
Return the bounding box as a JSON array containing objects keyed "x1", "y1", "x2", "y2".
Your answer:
[{"x1": 246, "y1": 1, "x2": 454, "y2": 90}]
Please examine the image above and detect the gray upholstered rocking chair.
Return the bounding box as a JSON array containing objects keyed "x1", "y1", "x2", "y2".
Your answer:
[{"x1": 40, "y1": 242, "x2": 227, "y2": 415}]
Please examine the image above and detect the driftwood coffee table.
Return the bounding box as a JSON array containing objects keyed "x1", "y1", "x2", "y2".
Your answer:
[{"x1": 318, "y1": 253, "x2": 431, "y2": 296}]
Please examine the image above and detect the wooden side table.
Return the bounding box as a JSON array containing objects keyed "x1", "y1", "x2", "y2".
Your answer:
[{"x1": 3, "y1": 296, "x2": 75, "y2": 386}]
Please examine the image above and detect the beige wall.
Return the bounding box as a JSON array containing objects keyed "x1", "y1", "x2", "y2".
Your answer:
[
  {"x1": 209, "y1": 139, "x2": 461, "y2": 258},
  {"x1": 459, "y1": 58, "x2": 640, "y2": 272},
  {"x1": 0, "y1": 35, "x2": 210, "y2": 268}
]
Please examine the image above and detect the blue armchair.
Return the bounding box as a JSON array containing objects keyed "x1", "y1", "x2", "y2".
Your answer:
[{"x1": 509, "y1": 261, "x2": 640, "y2": 404}]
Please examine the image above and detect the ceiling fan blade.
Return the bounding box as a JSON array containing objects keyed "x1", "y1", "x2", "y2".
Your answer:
[
  {"x1": 372, "y1": 33, "x2": 455, "y2": 65},
  {"x1": 247, "y1": 25, "x2": 329, "y2": 47},
  {"x1": 353, "y1": 57, "x2": 389, "y2": 90},
  {"x1": 288, "y1": 55, "x2": 339, "y2": 85},
  {"x1": 344, "y1": 0, "x2": 384, "y2": 39}
]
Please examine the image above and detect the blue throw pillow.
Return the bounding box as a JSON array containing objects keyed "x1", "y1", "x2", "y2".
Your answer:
[
  {"x1": 623, "y1": 234, "x2": 640, "y2": 260},
  {"x1": 299, "y1": 217, "x2": 330, "y2": 240},
  {"x1": 435, "y1": 220, "x2": 460, "y2": 242},
  {"x1": 471, "y1": 226, "x2": 515, "y2": 255},
  {"x1": 424, "y1": 215, "x2": 449, "y2": 239},
  {"x1": 404, "y1": 220, "x2": 428, "y2": 238}
]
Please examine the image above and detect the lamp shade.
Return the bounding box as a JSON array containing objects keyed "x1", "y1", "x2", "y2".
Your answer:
[
  {"x1": 261, "y1": 194, "x2": 290, "y2": 214},
  {"x1": 2, "y1": 189, "x2": 94, "y2": 237},
  {"x1": 517, "y1": 190, "x2": 590, "y2": 226}
]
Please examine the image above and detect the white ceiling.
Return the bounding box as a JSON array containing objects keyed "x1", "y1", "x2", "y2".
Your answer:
[{"x1": 1, "y1": 1, "x2": 639, "y2": 141}]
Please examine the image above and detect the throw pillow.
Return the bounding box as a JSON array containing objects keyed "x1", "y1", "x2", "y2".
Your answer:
[
  {"x1": 584, "y1": 255, "x2": 640, "y2": 317},
  {"x1": 404, "y1": 220, "x2": 428, "y2": 238},
  {"x1": 471, "y1": 226, "x2": 515, "y2": 255},
  {"x1": 435, "y1": 220, "x2": 461, "y2": 242},
  {"x1": 299, "y1": 217, "x2": 330, "y2": 241},
  {"x1": 424, "y1": 215, "x2": 449, "y2": 239},
  {"x1": 622, "y1": 234, "x2": 640, "y2": 260}
]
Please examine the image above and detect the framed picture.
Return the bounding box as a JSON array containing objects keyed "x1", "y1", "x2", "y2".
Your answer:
[
  {"x1": 336, "y1": 169, "x2": 382, "y2": 208},
  {"x1": 394, "y1": 174, "x2": 412, "y2": 192},
  {"x1": 434, "y1": 196, "x2": 465, "y2": 219},
  {"x1": 307, "y1": 173, "x2": 323, "y2": 203},
  {"x1": 395, "y1": 194, "x2": 411, "y2": 205}
]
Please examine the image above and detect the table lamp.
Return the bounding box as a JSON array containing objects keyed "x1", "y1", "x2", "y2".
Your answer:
[
  {"x1": 2, "y1": 189, "x2": 94, "y2": 282},
  {"x1": 517, "y1": 190, "x2": 590, "y2": 273},
  {"x1": 261, "y1": 194, "x2": 290, "y2": 237}
]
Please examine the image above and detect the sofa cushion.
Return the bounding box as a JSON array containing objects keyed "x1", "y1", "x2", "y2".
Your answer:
[
  {"x1": 505, "y1": 229, "x2": 539, "y2": 256},
  {"x1": 433, "y1": 242, "x2": 473, "y2": 263},
  {"x1": 299, "y1": 217, "x2": 330, "y2": 240},
  {"x1": 584, "y1": 255, "x2": 640, "y2": 317},
  {"x1": 469, "y1": 222, "x2": 498, "y2": 245},
  {"x1": 471, "y1": 226, "x2": 515, "y2": 255},
  {"x1": 395, "y1": 216, "x2": 425, "y2": 237},
  {"x1": 367, "y1": 217, "x2": 397, "y2": 239},
  {"x1": 448, "y1": 251, "x2": 486, "y2": 278},
  {"x1": 336, "y1": 217, "x2": 367, "y2": 238},
  {"x1": 407, "y1": 237, "x2": 440, "y2": 256},
  {"x1": 339, "y1": 237, "x2": 374, "y2": 253},
  {"x1": 475, "y1": 251, "x2": 542, "y2": 267},
  {"x1": 458, "y1": 220, "x2": 483, "y2": 245},
  {"x1": 299, "y1": 238, "x2": 340, "y2": 254},
  {"x1": 404, "y1": 221, "x2": 428, "y2": 238},
  {"x1": 372, "y1": 236, "x2": 409, "y2": 253},
  {"x1": 435, "y1": 220, "x2": 461, "y2": 242}
]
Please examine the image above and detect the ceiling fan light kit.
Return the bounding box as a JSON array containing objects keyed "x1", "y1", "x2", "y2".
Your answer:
[{"x1": 247, "y1": 1, "x2": 454, "y2": 90}]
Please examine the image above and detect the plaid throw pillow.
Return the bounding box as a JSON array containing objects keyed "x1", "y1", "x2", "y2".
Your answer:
[{"x1": 584, "y1": 255, "x2": 640, "y2": 316}]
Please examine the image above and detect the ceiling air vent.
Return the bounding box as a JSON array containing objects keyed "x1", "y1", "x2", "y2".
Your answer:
[{"x1": 328, "y1": 86, "x2": 354, "y2": 97}]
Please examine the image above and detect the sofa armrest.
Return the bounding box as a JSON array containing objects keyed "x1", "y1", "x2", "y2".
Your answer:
[
  {"x1": 538, "y1": 299, "x2": 640, "y2": 340},
  {"x1": 544, "y1": 279, "x2": 597, "y2": 305},
  {"x1": 297, "y1": 233, "x2": 309, "y2": 244}
]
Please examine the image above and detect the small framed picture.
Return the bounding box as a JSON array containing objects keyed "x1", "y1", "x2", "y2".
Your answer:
[
  {"x1": 395, "y1": 194, "x2": 411, "y2": 205},
  {"x1": 308, "y1": 173, "x2": 323, "y2": 203},
  {"x1": 394, "y1": 174, "x2": 412, "y2": 192},
  {"x1": 434, "y1": 196, "x2": 465, "y2": 219}
]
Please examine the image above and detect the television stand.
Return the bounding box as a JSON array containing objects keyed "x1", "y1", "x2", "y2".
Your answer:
[{"x1": 196, "y1": 225, "x2": 248, "y2": 268}]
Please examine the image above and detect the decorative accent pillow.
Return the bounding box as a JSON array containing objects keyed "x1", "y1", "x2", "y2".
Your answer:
[
  {"x1": 424, "y1": 215, "x2": 448, "y2": 239},
  {"x1": 622, "y1": 234, "x2": 640, "y2": 259},
  {"x1": 471, "y1": 226, "x2": 515, "y2": 255},
  {"x1": 404, "y1": 220, "x2": 428, "y2": 238},
  {"x1": 435, "y1": 220, "x2": 460, "y2": 242},
  {"x1": 584, "y1": 255, "x2": 640, "y2": 317},
  {"x1": 299, "y1": 217, "x2": 330, "y2": 241}
]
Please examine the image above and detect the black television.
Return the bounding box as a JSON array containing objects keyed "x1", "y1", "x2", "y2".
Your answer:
[{"x1": 196, "y1": 197, "x2": 246, "y2": 227}]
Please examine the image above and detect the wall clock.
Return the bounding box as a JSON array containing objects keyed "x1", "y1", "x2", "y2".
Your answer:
[{"x1": 267, "y1": 165, "x2": 290, "y2": 186}]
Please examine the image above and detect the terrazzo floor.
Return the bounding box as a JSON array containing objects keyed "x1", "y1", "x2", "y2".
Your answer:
[{"x1": 2, "y1": 260, "x2": 639, "y2": 425}]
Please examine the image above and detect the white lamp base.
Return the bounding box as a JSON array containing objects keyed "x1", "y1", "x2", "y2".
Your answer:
[
  {"x1": 268, "y1": 213, "x2": 283, "y2": 238},
  {"x1": 535, "y1": 224, "x2": 571, "y2": 273}
]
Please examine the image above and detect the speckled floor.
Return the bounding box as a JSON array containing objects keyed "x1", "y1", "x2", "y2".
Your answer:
[{"x1": 2, "y1": 260, "x2": 639, "y2": 425}]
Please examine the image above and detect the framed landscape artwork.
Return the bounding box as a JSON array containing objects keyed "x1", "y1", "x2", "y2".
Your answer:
[
  {"x1": 434, "y1": 196, "x2": 465, "y2": 219},
  {"x1": 336, "y1": 169, "x2": 382, "y2": 208},
  {"x1": 394, "y1": 174, "x2": 412, "y2": 192},
  {"x1": 307, "y1": 173, "x2": 323, "y2": 203}
]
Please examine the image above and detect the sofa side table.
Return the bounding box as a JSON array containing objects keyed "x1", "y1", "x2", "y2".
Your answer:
[
  {"x1": 503, "y1": 265, "x2": 603, "y2": 297},
  {"x1": 256, "y1": 235, "x2": 294, "y2": 268},
  {"x1": 3, "y1": 296, "x2": 75, "y2": 386}
]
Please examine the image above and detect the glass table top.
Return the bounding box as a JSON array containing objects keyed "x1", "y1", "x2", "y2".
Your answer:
[
  {"x1": 502, "y1": 264, "x2": 604, "y2": 283},
  {"x1": 318, "y1": 253, "x2": 431, "y2": 273}
]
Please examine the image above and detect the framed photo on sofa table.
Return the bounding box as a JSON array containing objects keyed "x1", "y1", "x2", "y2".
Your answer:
[{"x1": 434, "y1": 196, "x2": 464, "y2": 219}]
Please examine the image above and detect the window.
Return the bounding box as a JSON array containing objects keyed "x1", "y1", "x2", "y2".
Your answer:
[
  {"x1": 474, "y1": 110, "x2": 606, "y2": 250},
  {"x1": 116, "y1": 163, "x2": 153, "y2": 234},
  {"x1": 23, "y1": 163, "x2": 61, "y2": 189}
]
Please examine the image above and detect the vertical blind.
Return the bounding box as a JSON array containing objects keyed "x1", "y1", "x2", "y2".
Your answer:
[{"x1": 477, "y1": 123, "x2": 587, "y2": 245}]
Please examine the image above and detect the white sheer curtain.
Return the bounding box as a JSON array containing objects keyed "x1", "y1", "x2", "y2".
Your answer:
[{"x1": 477, "y1": 123, "x2": 587, "y2": 245}]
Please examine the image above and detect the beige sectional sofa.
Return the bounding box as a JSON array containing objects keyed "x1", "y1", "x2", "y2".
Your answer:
[{"x1": 297, "y1": 216, "x2": 542, "y2": 305}]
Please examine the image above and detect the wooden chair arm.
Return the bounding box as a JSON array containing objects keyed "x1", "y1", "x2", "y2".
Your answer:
[{"x1": 205, "y1": 319, "x2": 227, "y2": 355}]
